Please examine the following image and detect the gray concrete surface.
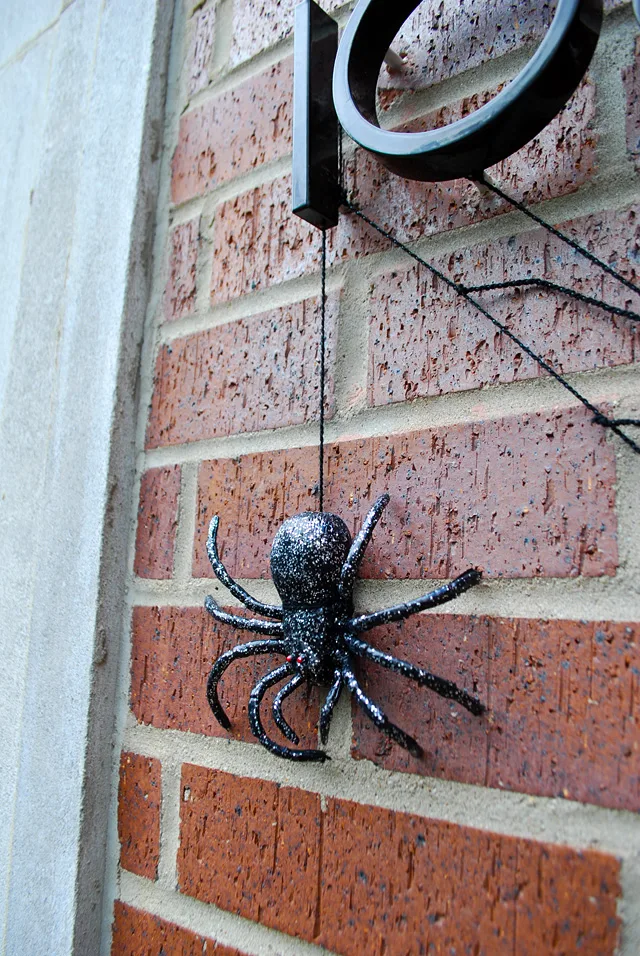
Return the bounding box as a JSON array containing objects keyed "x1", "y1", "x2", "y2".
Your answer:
[{"x1": 0, "y1": 1, "x2": 171, "y2": 952}]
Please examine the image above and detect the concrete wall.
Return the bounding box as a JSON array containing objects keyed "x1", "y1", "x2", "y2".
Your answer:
[{"x1": 0, "y1": 1, "x2": 171, "y2": 952}]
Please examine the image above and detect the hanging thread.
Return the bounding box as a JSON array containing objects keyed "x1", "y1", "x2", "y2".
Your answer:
[
  {"x1": 462, "y1": 277, "x2": 640, "y2": 324},
  {"x1": 318, "y1": 227, "x2": 328, "y2": 512},
  {"x1": 340, "y1": 195, "x2": 640, "y2": 455},
  {"x1": 477, "y1": 174, "x2": 640, "y2": 299}
]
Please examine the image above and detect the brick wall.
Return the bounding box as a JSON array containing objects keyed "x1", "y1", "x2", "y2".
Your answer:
[{"x1": 109, "y1": 1, "x2": 640, "y2": 954}]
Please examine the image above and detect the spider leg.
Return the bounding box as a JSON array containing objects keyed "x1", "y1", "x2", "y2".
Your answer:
[
  {"x1": 206, "y1": 639, "x2": 284, "y2": 729},
  {"x1": 343, "y1": 633, "x2": 484, "y2": 716},
  {"x1": 319, "y1": 670, "x2": 343, "y2": 744},
  {"x1": 249, "y1": 665, "x2": 329, "y2": 762},
  {"x1": 341, "y1": 659, "x2": 423, "y2": 758},
  {"x1": 348, "y1": 568, "x2": 481, "y2": 633},
  {"x1": 205, "y1": 595, "x2": 283, "y2": 635},
  {"x1": 339, "y1": 493, "x2": 390, "y2": 599},
  {"x1": 207, "y1": 516, "x2": 283, "y2": 619},
  {"x1": 272, "y1": 673, "x2": 306, "y2": 744}
]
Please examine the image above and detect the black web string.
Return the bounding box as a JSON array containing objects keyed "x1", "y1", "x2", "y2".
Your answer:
[
  {"x1": 318, "y1": 227, "x2": 328, "y2": 511},
  {"x1": 477, "y1": 174, "x2": 640, "y2": 299},
  {"x1": 340, "y1": 192, "x2": 640, "y2": 455},
  {"x1": 462, "y1": 277, "x2": 640, "y2": 324}
]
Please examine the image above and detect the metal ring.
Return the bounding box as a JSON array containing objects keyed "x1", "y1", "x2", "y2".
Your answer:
[{"x1": 333, "y1": 0, "x2": 603, "y2": 182}]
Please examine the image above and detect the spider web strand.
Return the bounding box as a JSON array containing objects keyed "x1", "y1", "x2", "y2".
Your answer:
[
  {"x1": 341, "y1": 198, "x2": 640, "y2": 455},
  {"x1": 319, "y1": 227, "x2": 328, "y2": 511},
  {"x1": 463, "y1": 277, "x2": 640, "y2": 323},
  {"x1": 477, "y1": 175, "x2": 640, "y2": 299}
]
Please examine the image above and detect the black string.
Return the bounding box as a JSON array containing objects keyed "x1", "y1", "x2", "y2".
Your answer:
[
  {"x1": 316, "y1": 130, "x2": 343, "y2": 511},
  {"x1": 463, "y1": 277, "x2": 640, "y2": 323},
  {"x1": 318, "y1": 227, "x2": 327, "y2": 511},
  {"x1": 476, "y1": 174, "x2": 640, "y2": 299},
  {"x1": 341, "y1": 197, "x2": 640, "y2": 455}
]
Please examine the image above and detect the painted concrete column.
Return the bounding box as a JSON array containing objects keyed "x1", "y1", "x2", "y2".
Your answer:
[{"x1": 0, "y1": 1, "x2": 172, "y2": 952}]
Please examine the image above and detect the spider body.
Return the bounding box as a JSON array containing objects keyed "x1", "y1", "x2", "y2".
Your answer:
[
  {"x1": 271, "y1": 511, "x2": 353, "y2": 683},
  {"x1": 205, "y1": 493, "x2": 484, "y2": 762},
  {"x1": 280, "y1": 605, "x2": 341, "y2": 683}
]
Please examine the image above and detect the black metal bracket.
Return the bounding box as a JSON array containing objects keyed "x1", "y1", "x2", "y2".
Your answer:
[
  {"x1": 292, "y1": 0, "x2": 340, "y2": 229},
  {"x1": 293, "y1": 0, "x2": 603, "y2": 224},
  {"x1": 334, "y1": 0, "x2": 602, "y2": 182}
]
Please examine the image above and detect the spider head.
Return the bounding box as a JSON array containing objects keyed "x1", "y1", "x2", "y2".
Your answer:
[{"x1": 270, "y1": 512, "x2": 352, "y2": 607}]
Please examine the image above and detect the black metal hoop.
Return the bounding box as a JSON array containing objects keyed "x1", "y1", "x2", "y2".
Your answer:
[{"x1": 332, "y1": 0, "x2": 603, "y2": 182}]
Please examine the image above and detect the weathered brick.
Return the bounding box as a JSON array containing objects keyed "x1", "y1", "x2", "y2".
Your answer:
[
  {"x1": 134, "y1": 465, "x2": 181, "y2": 579},
  {"x1": 378, "y1": 1, "x2": 555, "y2": 104},
  {"x1": 130, "y1": 605, "x2": 319, "y2": 747},
  {"x1": 377, "y1": 1, "x2": 631, "y2": 104},
  {"x1": 179, "y1": 769, "x2": 322, "y2": 940},
  {"x1": 229, "y1": 0, "x2": 295, "y2": 65},
  {"x1": 186, "y1": 4, "x2": 215, "y2": 98},
  {"x1": 172, "y1": 59, "x2": 292, "y2": 205},
  {"x1": 321, "y1": 798, "x2": 620, "y2": 956},
  {"x1": 210, "y1": 174, "x2": 319, "y2": 304},
  {"x1": 193, "y1": 407, "x2": 617, "y2": 580},
  {"x1": 347, "y1": 78, "x2": 596, "y2": 245},
  {"x1": 146, "y1": 294, "x2": 338, "y2": 449},
  {"x1": 204, "y1": 173, "x2": 372, "y2": 304},
  {"x1": 111, "y1": 901, "x2": 245, "y2": 956},
  {"x1": 352, "y1": 614, "x2": 640, "y2": 811},
  {"x1": 211, "y1": 82, "x2": 595, "y2": 302},
  {"x1": 624, "y1": 36, "x2": 640, "y2": 167},
  {"x1": 178, "y1": 767, "x2": 621, "y2": 956},
  {"x1": 368, "y1": 206, "x2": 640, "y2": 407},
  {"x1": 228, "y1": 0, "x2": 625, "y2": 70},
  {"x1": 164, "y1": 218, "x2": 199, "y2": 322},
  {"x1": 118, "y1": 752, "x2": 161, "y2": 879},
  {"x1": 229, "y1": 0, "x2": 342, "y2": 67}
]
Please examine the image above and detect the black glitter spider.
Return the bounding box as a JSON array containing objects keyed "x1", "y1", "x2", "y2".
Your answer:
[{"x1": 204, "y1": 493, "x2": 484, "y2": 761}]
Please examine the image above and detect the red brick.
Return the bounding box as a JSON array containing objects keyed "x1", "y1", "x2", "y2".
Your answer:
[
  {"x1": 210, "y1": 174, "x2": 319, "y2": 303},
  {"x1": 171, "y1": 59, "x2": 292, "y2": 205},
  {"x1": 146, "y1": 294, "x2": 338, "y2": 449},
  {"x1": 179, "y1": 769, "x2": 322, "y2": 940},
  {"x1": 193, "y1": 406, "x2": 617, "y2": 581},
  {"x1": 178, "y1": 767, "x2": 621, "y2": 956},
  {"x1": 229, "y1": 0, "x2": 295, "y2": 65},
  {"x1": 118, "y1": 753, "x2": 161, "y2": 879},
  {"x1": 377, "y1": 1, "x2": 555, "y2": 104},
  {"x1": 130, "y1": 605, "x2": 319, "y2": 747},
  {"x1": 377, "y1": 2, "x2": 630, "y2": 105},
  {"x1": 211, "y1": 81, "x2": 595, "y2": 303},
  {"x1": 229, "y1": 0, "x2": 343, "y2": 67},
  {"x1": 347, "y1": 78, "x2": 596, "y2": 245},
  {"x1": 368, "y1": 205, "x2": 640, "y2": 407},
  {"x1": 624, "y1": 36, "x2": 640, "y2": 167},
  {"x1": 134, "y1": 466, "x2": 181, "y2": 579},
  {"x1": 186, "y1": 4, "x2": 215, "y2": 98},
  {"x1": 111, "y1": 901, "x2": 245, "y2": 956},
  {"x1": 228, "y1": 0, "x2": 624, "y2": 70},
  {"x1": 322, "y1": 798, "x2": 619, "y2": 956},
  {"x1": 352, "y1": 614, "x2": 640, "y2": 811},
  {"x1": 164, "y1": 219, "x2": 199, "y2": 322}
]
